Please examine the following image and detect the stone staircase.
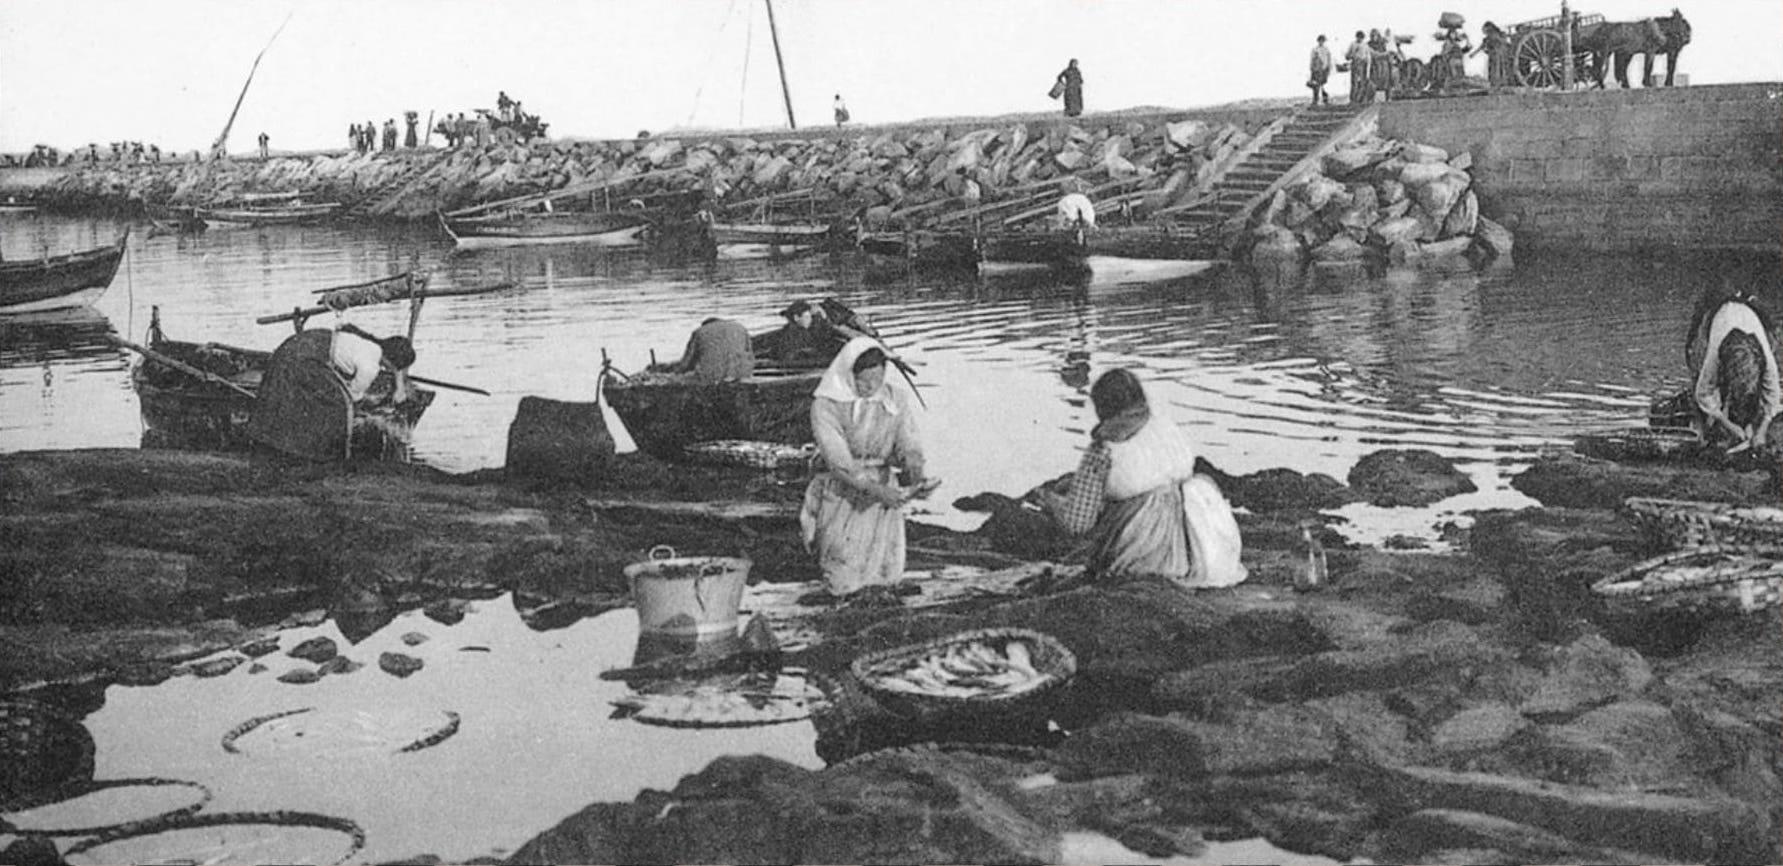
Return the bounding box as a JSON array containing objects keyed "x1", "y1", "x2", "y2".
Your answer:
[
  {"x1": 1160, "y1": 103, "x2": 1371, "y2": 254},
  {"x1": 340, "y1": 151, "x2": 455, "y2": 220}
]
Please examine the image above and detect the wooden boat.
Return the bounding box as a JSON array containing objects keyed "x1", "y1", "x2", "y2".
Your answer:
[
  {"x1": 130, "y1": 311, "x2": 435, "y2": 457},
  {"x1": 709, "y1": 221, "x2": 836, "y2": 259},
  {"x1": 146, "y1": 205, "x2": 207, "y2": 236},
  {"x1": 0, "y1": 233, "x2": 127, "y2": 313},
  {"x1": 977, "y1": 228, "x2": 1087, "y2": 275},
  {"x1": 601, "y1": 367, "x2": 822, "y2": 460},
  {"x1": 858, "y1": 229, "x2": 980, "y2": 272},
  {"x1": 1085, "y1": 223, "x2": 1214, "y2": 261},
  {"x1": 438, "y1": 209, "x2": 653, "y2": 248},
  {"x1": 196, "y1": 200, "x2": 342, "y2": 227}
]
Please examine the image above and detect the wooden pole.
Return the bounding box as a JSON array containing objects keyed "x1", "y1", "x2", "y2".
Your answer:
[
  {"x1": 763, "y1": 0, "x2": 797, "y2": 129},
  {"x1": 110, "y1": 337, "x2": 257, "y2": 398},
  {"x1": 255, "y1": 283, "x2": 515, "y2": 325}
]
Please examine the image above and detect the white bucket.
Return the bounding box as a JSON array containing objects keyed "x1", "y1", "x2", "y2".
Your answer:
[{"x1": 624, "y1": 546, "x2": 751, "y2": 637}]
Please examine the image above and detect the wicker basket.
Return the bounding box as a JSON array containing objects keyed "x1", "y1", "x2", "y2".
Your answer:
[
  {"x1": 683, "y1": 439, "x2": 817, "y2": 471},
  {"x1": 849, "y1": 627, "x2": 1076, "y2": 719},
  {"x1": 1572, "y1": 427, "x2": 1705, "y2": 464},
  {"x1": 1592, "y1": 548, "x2": 1783, "y2": 614},
  {"x1": 1622, "y1": 497, "x2": 1783, "y2": 552}
]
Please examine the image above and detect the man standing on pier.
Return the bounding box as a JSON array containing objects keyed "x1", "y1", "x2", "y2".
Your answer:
[
  {"x1": 1345, "y1": 31, "x2": 1373, "y2": 103},
  {"x1": 257, "y1": 132, "x2": 269, "y2": 159},
  {"x1": 1308, "y1": 35, "x2": 1333, "y2": 105}
]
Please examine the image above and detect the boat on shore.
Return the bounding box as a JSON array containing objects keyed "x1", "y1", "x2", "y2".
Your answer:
[
  {"x1": 129, "y1": 309, "x2": 434, "y2": 457},
  {"x1": 439, "y1": 209, "x2": 655, "y2": 248},
  {"x1": 0, "y1": 232, "x2": 128, "y2": 313},
  {"x1": 709, "y1": 221, "x2": 837, "y2": 259},
  {"x1": 977, "y1": 227, "x2": 1087, "y2": 275}
]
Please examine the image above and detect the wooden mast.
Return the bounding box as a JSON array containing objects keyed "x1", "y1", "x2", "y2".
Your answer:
[
  {"x1": 763, "y1": 0, "x2": 796, "y2": 129},
  {"x1": 211, "y1": 12, "x2": 294, "y2": 159}
]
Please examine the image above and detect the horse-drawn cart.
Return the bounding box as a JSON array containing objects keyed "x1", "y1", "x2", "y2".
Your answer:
[{"x1": 1507, "y1": 11, "x2": 1604, "y2": 87}]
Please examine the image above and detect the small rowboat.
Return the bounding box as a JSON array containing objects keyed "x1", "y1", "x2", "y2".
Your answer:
[
  {"x1": 197, "y1": 201, "x2": 343, "y2": 227},
  {"x1": 1622, "y1": 497, "x2": 1783, "y2": 553},
  {"x1": 1592, "y1": 548, "x2": 1783, "y2": 615},
  {"x1": 438, "y1": 209, "x2": 653, "y2": 248},
  {"x1": 0, "y1": 233, "x2": 128, "y2": 313},
  {"x1": 709, "y1": 221, "x2": 836, "y2": 259},
  {"x1": 601, "y1": 369, "x2": 822, "y2": 461}
]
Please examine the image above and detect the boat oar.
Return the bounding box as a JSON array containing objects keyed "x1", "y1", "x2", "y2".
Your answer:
[
  {"x1": 109, "y1": 336, "x2": 256, "y2": 399},
  {"x1": 406, "y1": 374, "x2": 489, "y2": 396}
]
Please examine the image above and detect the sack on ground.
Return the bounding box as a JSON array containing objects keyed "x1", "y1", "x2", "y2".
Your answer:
[{"x1": 1182, "y1": 473, "x2": 1248, "y2": 588}]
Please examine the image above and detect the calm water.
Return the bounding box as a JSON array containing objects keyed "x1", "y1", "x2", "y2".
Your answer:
[
  {"x1": 2, "y1": 213, "x2": 1777, "y2": 862},
  {"x1": 5, "y1": 212, "x2": 1777, "y2": 542}
]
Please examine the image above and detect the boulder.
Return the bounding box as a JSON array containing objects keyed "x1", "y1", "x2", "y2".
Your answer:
[
  {"x1": 1369, "y1": 215, "x2": 1423, "y2": 247},
  {"x1": 1249, "y1": 225, "x2": 1303, "y2": 264},
  {"x1": 1294, "y1": 175, "x2": 1345, "y2": 211},
  {"x1": 288, "y1": 636, "x2": 338, "y2": 663},
  {"x1": 871, "y1": 137, "x2": 909, "y2": 159},
  {"x1": 379, "y1": 651, "x2": 423, "y2": 678},
  {"x1": 1400, "y1": 142, "x2": 1450, "y2": 163},
  {"x1": 1053, "y1": 148, "x2": 1088, "y2": 171},
  {"x1": 505, "y1": 397, "x2": 615, "y2": 486},
  {"x1": 1347, "y1": 449, "x2": 1476, "y2": 507},
  {"x1": 1419, "y1": 236, "x2": 1474, "y2": 260},
  {"x1": 1473, "y1": 216, "x2": 1514, "y2": 262},
  {"x1": 1414, "y1": 170, "x2": 1470, "y2": 224},
  {"x1": 1440, "y1": 190, "x2": 1479, "y2": 239},
  {"x1": 638, "y1": 139, "x2": 682, "y2": 168},
  {"x1": 1397, "y1": 162, "x2": 1450, "y2": 187},
  {"x1": 1378, "y1": 197, "x2": 1412, "y2": 221},
  {"x1": 1323, "y1": 143, "x2": 1391, "y2": 178},
  {"x1": 1447, "y1": 150, "x2": 1474, "y2": 172},
  {"x1": 1166, "y1": 120, "x2": 1214, "y2": 150},
  {"x1": 1312, "y1": 234, "x2": 1368, "y2": 263}
]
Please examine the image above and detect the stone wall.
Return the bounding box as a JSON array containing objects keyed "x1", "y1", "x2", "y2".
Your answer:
[{"x1": 1376, "y1": 82, "x2": 1782, "y2": 254}]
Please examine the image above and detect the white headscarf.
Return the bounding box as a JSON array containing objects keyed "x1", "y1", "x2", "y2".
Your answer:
[{"x1": 813, "y1": 335, "x2": 902, "y2": 417}]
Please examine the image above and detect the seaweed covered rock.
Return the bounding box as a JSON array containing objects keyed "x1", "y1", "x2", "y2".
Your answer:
[{"x1": 1347, "y1": 449, "x2": 1476, "y2": 507}]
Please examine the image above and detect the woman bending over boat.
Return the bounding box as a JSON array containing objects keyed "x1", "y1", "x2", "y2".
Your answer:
[
  {"x1": 246, "y1": 325, "x2": 416, "y2": 460},
  {"x1": 1038, "y1": 368, "x2": 1246, "y2": 590},
  {"x1": 800, "y1": 337, "x2": 932, "y2": 599},
  {"x1": 1685, "y1": 288, "x2": 1781, "y2": 452}
]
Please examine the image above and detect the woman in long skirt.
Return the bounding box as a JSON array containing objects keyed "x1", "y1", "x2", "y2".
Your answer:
[{"x1": 800, "y1": 337, "x2": 928, "y2": 596}]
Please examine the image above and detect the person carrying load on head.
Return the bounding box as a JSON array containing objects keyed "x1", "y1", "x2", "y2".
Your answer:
[
  {"x1": 246, "y1": 325, "x2": 417, "y2": 460},
  {"x1": 1036, "y1": 368, "x2": 1247, "y2": 591},
  {"x1": 799, "y1": 338, "x2": 933, "y2": 601},
  {"x1": 1684, "y1": 289, "x2": 1782, "y2": 453}
]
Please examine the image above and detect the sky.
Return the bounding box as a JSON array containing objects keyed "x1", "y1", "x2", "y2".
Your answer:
[{"x1": 2, "y1": 0, "x2": 1779, "y2": 154}]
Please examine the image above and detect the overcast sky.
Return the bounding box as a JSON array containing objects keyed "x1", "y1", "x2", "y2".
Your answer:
[{"x1": 3, "y1": 0, "x2": 1778, "y2": 154}]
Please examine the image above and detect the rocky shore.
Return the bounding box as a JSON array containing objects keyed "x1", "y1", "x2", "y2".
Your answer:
[{"x1": 2, "y1": 445, "x2": 1777, "y2": 864}]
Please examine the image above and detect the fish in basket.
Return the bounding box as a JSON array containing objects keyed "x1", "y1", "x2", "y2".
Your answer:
[
  {"x1": 849, "y1": 627, "x2": 1075, "y2": 718},
  {"x1": 682, "y1": 439, "x2": 818, "y2": 471},
  {"x1": 1622, "y1": 497, "x2": 1783, "y2": 553},
  {"x1": 1592, "y1": 548, "x2": 1783, "y2": 615},
  {"x1": 1572, "y1": 427, "x2": 1707, "y2": 464}
]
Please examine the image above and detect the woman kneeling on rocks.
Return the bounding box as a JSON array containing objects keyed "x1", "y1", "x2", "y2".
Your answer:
[
  {"x1": 1686, "y1": 288, "x2": 1782, "y2": 452},
  {"x1": 800, "y1": 337, "x2": 932, "y2": 598},
  {"x1": 1039, "y1": 368, "x2": 1246, "y2": 589}
]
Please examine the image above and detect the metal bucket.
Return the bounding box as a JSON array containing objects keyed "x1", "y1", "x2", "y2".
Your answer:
[{"x1": 624, "y1": 546, "x2": 751, "y2": 637}]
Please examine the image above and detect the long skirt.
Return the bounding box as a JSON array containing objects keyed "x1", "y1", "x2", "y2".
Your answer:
[
  {"x1": 800, "y1": 471, "x2": 906, "y2": 595},
  {"x1": 1063, "y1": 87, "x2": 1083, "y2": 117}
]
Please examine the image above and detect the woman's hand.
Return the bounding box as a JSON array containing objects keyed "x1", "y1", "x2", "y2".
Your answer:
[{"x1": 867, "y1": 482, "x2": 908, "y2": 509}]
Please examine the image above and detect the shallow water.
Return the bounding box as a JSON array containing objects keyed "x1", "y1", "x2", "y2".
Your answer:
[
  {"x1": 4, "y1": 212, "x2": 1777, "y2": 544},
  {"x1": 5, "y1": 213, "x2": 1778, "y2": 861}
]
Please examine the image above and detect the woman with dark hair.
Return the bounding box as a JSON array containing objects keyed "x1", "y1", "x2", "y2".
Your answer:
[
  {"x1": 799, "y1": 336, "x2": 931, "y2": 597},
  {"x1": 1685, "y1": 289, "x2": 1780, "y2": 450},
  {"x1": 1039, "y1": 368, "x2": 1246, "y2": 589}
]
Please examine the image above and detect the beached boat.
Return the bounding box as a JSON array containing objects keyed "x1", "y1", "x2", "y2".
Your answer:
[
  {"x1": 196, "y1": 199, "x2": 343, "y2": 227},
  {"x1": 858, "y1": 229, "x2": 980, "y2": 272},
  {"x1": 977, "y1": 228, "x2": 1087, "y2": 275},
  {"x1": 129, "y1": 311, "x2": 434, "y2": 456},
  {"x1": 708, "y1": 221, "x2": 837, "y2": 259},
  {"x1": 439, "y1": 209, "x2": 654, "y2": 248},
  {"x1": 0, "y1": 233, "x2": 128, "y2": 313}
]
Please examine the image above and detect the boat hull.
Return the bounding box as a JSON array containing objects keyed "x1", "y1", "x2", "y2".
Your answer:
[
  {"x1": 602, "y1": 371, "x2": 821, "y2": 461},
  {"x1": 131, "y1": 336, "x2": 433, "y2": 458},
  {"x1": 440, "y1": 211, "x2": 653, "y2": 248},
  {"x1": 0, "y1": 236, "x2": 127, "y2": 312},
  {"x1": 197, "y1": 203, "x2": 342, "y2": 227}
]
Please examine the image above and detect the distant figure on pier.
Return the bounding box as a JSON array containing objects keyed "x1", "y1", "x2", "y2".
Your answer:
[
  {"x1": 382, "y1": 119, "x2": 397, "y2": 152},
  {"x1": 348, "y1": 123, "x2": 359, "y2": 152},
  {"x1": 1474, "y1": 22, "x2": 1512, "y2": 86},
  {"x1": 833, "y1": 94, "x2": 850, "y2": 127},
  {"x1": 1053, "y1": 59, "x2": 1084, "y2": 117},
  {"x1": 404, "y1": 111, "x2": 419, "y2": 149},
  {"x1": 1344, "y1": 31, "x2": 1373, "y2": 103},
  {"x1": 1057, "y1": 188, "x2": 1096, "y2": 230},
  {"x1": 246, "y1": 325, "x2": 417, "y2": 461},
  {"x1": 1682, "y1": 289, "x2": 1781, "y2": 452},
  {"x1": 1308, "y1": 35, "x2": 1333, "y2": 105},
  {"x1": 149, "y1": 144, "x2": 160, "y2": 163},
  {"x1": 497, "y1": 90, "x2": 514, "y2": 122},
  {"x1": 651, "y1": 318, "x2": 754, "y2": 384},
  {"x1": 257, "y1": 132, "x2": 269, "y2": 159}
]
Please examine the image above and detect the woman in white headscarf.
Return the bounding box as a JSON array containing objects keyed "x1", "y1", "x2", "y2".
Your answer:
[{"x1": 800, "y1": 336, "x2": 928, "y2": 597}]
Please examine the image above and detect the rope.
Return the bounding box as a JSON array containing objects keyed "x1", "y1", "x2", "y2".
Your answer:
[
  {"x1": 685, "y1": 0, "x2": 741, "y2": 127},
  {"x1": 740, "y1": 0, "x2": 754, "y2": 128}
]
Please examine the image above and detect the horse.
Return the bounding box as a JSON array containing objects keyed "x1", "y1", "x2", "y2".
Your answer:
[{"x1": 1581, "y1": 9, "x2": 1690, "y2": 88}]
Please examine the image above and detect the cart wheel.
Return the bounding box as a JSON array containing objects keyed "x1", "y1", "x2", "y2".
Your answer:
[
  {"x1": 1403, "y1": 58, "x2": 1429, "y2": 93},
  {"x1": 1514, "y1": 30, "x2": 1567, "y2": 87}
]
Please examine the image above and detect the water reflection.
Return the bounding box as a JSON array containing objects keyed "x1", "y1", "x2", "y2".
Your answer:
[
  {"x1": 3, "y1": 213, "x2": 1780, "y2": 543},
  {"x1": 0, "y1": 306, "x2": 119, "y2": 369}
]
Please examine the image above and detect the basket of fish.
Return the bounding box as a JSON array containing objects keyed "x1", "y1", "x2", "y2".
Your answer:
[
  {"x1": 849, "y1": 627, "x2": 1076, "y2": 718},
  {"x1": 683, "y1": 439, "x2": 818, "y2": 471},
  {"x1": 1591, "y1": 548, "x2": 1783, "y2": 615},
  {"x1": 1572, "y1": 427, "x2": 1706, "y2": 464},
  {"x1": 1622, "y1": 497, "x2": 1783, "y2": 553}
]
